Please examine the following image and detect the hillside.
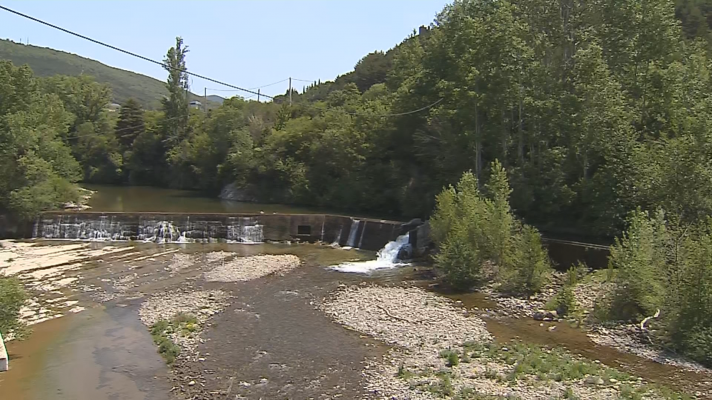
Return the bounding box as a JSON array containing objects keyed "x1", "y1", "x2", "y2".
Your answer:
[{"x1": 0, "y1": 39, "x2": 221, "y2": 109}]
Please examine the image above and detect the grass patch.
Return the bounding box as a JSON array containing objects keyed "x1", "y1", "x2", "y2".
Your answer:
[
  {"x1": 428, "y1": 371, "x2": 454, "y2": 397},
  {"x1": 397, "y1": 364, "x2": 416, "y2": 380},
  {"x1": 149, "y1": 313, "x2": 200, "y2": 364},
  {"x1": 460, "y1": 341, "x2": 690, "y2": 400},
  {"x1": 464, "y1": 341, "x2": 632, "y2": 382},
  {"x1": 440, "y1": 348, "x2": 460, "y2": 367}
]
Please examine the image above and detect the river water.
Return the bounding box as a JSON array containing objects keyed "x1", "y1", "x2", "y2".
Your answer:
[{"x1": 82, "y1": 184, "x2": 393, "y2": 220}]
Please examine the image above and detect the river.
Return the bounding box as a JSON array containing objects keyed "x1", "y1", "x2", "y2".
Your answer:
[
  {"x1": 82, "y1": 184, "x2": 393, "y2": 220},
  {"x1": 1, "y1": 185, "x2": 710, "y2": 399}
]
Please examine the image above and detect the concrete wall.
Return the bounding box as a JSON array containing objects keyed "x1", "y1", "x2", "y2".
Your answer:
[
  {"x1": 0, "y1": 332, "x2": 7, "y2": 372},
  {"x1": 32, "y1": 212, "x2": 404, "y2": 252}
]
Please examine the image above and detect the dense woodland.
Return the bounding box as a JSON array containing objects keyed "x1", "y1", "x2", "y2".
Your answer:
[{"x1": 1, "y1": 0, "x2": 712, "y2": 237}]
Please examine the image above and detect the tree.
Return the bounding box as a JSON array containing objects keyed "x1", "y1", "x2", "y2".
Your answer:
[
  {"x1": 0, "y1": 61, "x2": 81, "y2": 218},
  {"x1": 115, "y1": 98, "x2": 145, "y2": 150},
  {"x1": 161, "y1": 37, "x2": 190, "y2": 147}
]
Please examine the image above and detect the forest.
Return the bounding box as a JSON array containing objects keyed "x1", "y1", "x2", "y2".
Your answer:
[{"x1": 2, "y1": 0, "x2": 712, "y2": 240}]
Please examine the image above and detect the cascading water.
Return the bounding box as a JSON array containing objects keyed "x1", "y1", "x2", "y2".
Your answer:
[
  {"x1": 35, "y1": 215, "x2": 131, "y2": 241},
  {"x1": 226, "y1": 217, "x2": 264, "y2": 244},
  {"x1": 344, "y1": 219, "x2": 361, "y2": 248},
  {"x1": 140, "y1": 221, "x2": 187, "y2": 243},
  {"x1": 330, "y1": 234, "x2": 411, "y2": 274}
]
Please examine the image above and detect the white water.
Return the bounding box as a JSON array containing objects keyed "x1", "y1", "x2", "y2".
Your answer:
[
  {"x1": 331, "y1": 234, "x2": 411, "y2": 274},
  {"x1": 345, "y1": 219, "x2": 361, "y2": 248}
]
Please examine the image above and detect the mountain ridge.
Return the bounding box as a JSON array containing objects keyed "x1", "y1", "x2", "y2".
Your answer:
[{"x1": 0, "y1": 38, "x2": 223, "y2": 109}]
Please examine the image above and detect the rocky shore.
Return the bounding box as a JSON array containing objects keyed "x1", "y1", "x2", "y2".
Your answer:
[
  {"x1": 203, "y1": 254, "x2": 300, "y2": 282},
  {"x1": 321, "y1": 285, "x2": 676, "y2": 400}
]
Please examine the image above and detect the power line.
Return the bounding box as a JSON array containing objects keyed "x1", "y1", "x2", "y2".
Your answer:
[
  {"x1": 0, "y1": 4, "x2": 273, "y2": 99},
  {"x1": 249, "y1": 78, "x2": 289, "y2": 90}
]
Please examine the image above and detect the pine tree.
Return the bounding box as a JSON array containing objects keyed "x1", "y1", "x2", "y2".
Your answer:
[{"x1": 115, "y1": 98, "x2": 145, "y2": 150}]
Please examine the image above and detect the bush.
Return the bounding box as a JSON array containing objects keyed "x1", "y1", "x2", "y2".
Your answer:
[
  {"x1": 431, "y1": 162, "x2": 552, "y2": 294},
  {"x1": 603, "y1": 209, "x2": 712, "y2": 367},
  {"x1": 607, "y1": 208, "x2": 667, "y2": 321},
  {"x1": 435, "y1": 224, "x2": 483, "y2": 289},
  {"x1": 503, "y1": 225, "x2": 551, "y2": 295},
  {"x1": 0, "y1": 276, "x2": 29, "y2": 338},
  {"x1": 546, "y1": 267, "x2": 579, "y2": 317}
]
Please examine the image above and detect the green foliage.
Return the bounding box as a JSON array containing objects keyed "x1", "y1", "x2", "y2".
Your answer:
[
  {"x1": 149, "y1": 313, "x2": 199, "y2": 364},
  {"x1": 503, "y1": 225, "x2": 551, "y2": 295},
  {"x1": 7, "y1": 0, "x2": 712, "y2": 250},
  {"x1": 601, "y1": 210, "x2": 712, "y2": 367},
  {"x1": 439, "y1": 348, "x2": 460, "y2": 367},
  {"x1": 0, "y1": 61, "x2": 82, "y2": 218},
  {"x1": 0, "y1": 276, "x2": 29, "y2": 338},
  {"x1": 606, "y1": 209, "x2": 668, "y2": 321},
  {"x1": 432, "y1": 165, "x2": 551, "y2": 293},
  {"x1": 546, "y1": 267, "x2": 580, "y2": 318}
]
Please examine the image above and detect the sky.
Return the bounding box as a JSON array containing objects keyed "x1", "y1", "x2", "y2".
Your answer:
[{"x1": 0, "y1": 0, "x2": 449, "y2": 99}]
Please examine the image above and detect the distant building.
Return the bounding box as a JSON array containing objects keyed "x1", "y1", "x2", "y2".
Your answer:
[{"x1": 106, "y1": 102, "x2": 121, "y2": 112}]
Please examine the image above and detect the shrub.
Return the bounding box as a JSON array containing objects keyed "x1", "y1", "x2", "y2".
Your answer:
[
  {"x1": 431, "y1": 163, "x2": 552, "y2": 293},
  {"x1": 546, "y1": 266, "x2": 580, "y2": 317},
  {"x1": 607, "y1": 208, "x2": 667, "y2": 321},
  {"x1": 0, "y1": 276, "x2": 29, "y2": 338},
  {"x1": 503, "y1": 224, "x2": 551, "y2": 295}
]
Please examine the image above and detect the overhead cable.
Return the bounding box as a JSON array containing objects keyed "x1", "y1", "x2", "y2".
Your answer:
[{"x1": 0, "y1": 4, "x2": 273, "y2": 99}]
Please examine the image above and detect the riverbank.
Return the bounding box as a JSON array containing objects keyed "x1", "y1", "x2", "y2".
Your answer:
[
  {"x1": 481, "y1": 270, "x2": 712, "y2": 376},
  {"x1": 320, "y1": 285, "x2": 699, "y2": 399}
]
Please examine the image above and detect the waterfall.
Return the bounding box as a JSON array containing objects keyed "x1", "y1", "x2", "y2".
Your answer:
[
  {"x1": 330, "y1": 234, "x2": 411, "y2": 274},
  {"x1": 344, "y1": 219, "x2": 361, "y2": 248},
  {"x1": 226, "y1": 217, "x2": 264, "y2": 244},
  {"x1": 34, "y1": 215, "x2": 130, "y2": 241},
  {"x1": 139, "y1": 220, "x2": 187, "y2": 243}
]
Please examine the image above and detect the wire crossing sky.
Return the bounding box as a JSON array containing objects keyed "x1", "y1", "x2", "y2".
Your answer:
[{"x1": 0, "y1": 0, "x2": 449, "y2": 98}]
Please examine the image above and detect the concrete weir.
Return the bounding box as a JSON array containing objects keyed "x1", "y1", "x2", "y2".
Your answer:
[
  {"x1": 0, "y1": 332, "x2": 7, "y2": 372},
  {"x1": 30, "y1": 212, "x2": 408, "y2": 252}
]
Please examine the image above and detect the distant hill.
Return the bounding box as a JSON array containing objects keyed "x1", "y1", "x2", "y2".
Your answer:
[
  {"x1": 0, "y1": 39, "x2": 222, "y2": 109},
  {"x1": 206, "y1": 95, "x2": 225, "y2": 105}
]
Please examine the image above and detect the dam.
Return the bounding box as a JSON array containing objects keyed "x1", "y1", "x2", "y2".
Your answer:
[{"x1": 29, "y1": 212, "x2": 407, "y2": 252}]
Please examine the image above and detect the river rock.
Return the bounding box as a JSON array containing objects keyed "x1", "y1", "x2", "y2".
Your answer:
[{"x1": 533, "y1": 309, "x2": 558, "y2": 321}]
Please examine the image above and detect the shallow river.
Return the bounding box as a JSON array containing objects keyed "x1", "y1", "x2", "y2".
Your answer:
[{"x1": 1, "y1": 240, "x2": 711, "y2": 399}]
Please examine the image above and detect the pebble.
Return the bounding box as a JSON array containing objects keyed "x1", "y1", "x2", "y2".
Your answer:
[{"x1": 204, "y1": 255, "x2": 300, "y2": 282}]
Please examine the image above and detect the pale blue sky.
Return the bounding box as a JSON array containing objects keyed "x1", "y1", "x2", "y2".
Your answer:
[{"x1": 0, "y1": 0, "x2": 449, "y2": 99}]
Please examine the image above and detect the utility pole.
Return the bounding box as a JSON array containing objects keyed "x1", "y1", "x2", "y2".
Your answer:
[
  {"x1": 257, "y1": 89, "x2": 261, "y2": 103},
  {"x1": 289, "y1": 77, "x2": 292, "y2": 106},
  {"x1": 204, "y1": 87, "x2": 207, "y2": 113}
]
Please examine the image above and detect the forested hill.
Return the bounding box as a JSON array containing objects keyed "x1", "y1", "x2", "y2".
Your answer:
[{"x1": 0, "y1": 39, "x2": 218, "y2": 108}]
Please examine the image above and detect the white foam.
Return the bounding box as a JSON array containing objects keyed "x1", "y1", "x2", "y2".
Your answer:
[{"x1": 331, "y1": 234, "x2": 411, "y2": 274}]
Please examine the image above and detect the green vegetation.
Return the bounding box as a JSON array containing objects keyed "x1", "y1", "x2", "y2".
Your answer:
[
  {"x1": 149, "y1": 312, "x2": 199, "y2": 364},
  {"x1": 431, "y1": 165, "x2": 552, "y2": 293},
  {"x1": 3, "y1": 0, "x2": 712, "y2": 239},
  {"x1": 0, "y1": 276, "x2": 29, "y2": 339},
  {"x1": 598, "y1": 209, "x2": 712, "y2": 367},
  {"x1": 407, "y1": 340, "x2": 688, "y2": 400},
  {"x1": 0, "y1": 39, "x2": 216, "y2": 108},
  {"x1": 546, "y1": 266, "x2": 582, "y2": 318}
]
